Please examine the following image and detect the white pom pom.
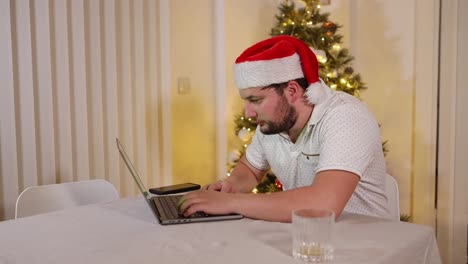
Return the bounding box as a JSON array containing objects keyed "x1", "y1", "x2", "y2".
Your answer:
[
  {"x1": 305, "y1": 79, "x2": 332, "y2": 105},
  {"x1": 310, "y1": 46, "x2": 327, "y2": 63}
]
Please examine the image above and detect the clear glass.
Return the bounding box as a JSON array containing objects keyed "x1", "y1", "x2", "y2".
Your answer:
[{"x1": 292, "y1": 208, "x2": 335, "y2": 263}]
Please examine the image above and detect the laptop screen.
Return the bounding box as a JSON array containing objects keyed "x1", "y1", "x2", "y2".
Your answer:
[{"x1": 116, "y1": 138, "x2": 150, "y2": 200}]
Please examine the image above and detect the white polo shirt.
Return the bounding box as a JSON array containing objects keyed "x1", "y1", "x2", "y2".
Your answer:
[{"x1": 246, "y1": 86, "x2": 391, "y2": 219}]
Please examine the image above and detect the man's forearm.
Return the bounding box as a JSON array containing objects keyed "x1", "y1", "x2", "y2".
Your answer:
[
  {"x1": 232, "y1": 170, "x2": 359, "y2": 222},
  {"x1": 226, "y1": 156, "x2": 266, "y2": 193},
  {"x1": 231, "y1": 187, "x2": 314, "y2": 222}
]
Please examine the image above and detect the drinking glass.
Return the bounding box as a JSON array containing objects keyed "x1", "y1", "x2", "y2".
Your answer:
[{"x1": 292, "y1": 208, "x2": 334, "y2": 262}]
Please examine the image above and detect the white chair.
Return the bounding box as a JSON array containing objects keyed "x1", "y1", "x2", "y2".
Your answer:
[
  {"x1": 15, "y1": 179, "x2": 119, "y2": 219},
  {"x1": 385, "y1": 174, "x2": 400, "y2": 221}
]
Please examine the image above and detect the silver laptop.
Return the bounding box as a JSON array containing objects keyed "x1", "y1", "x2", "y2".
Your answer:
[{"x1": 116, "y1": 138, "x2": 243, "y2": 225}]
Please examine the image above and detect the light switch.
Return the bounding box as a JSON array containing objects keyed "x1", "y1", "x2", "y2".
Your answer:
[{"x1": 177, "y1": 77, "x2": 191, "y2": 94}]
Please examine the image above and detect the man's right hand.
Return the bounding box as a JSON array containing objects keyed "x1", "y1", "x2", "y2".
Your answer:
[{"x1": 202, "y1": 180, "x2": 240, "y2": 193}]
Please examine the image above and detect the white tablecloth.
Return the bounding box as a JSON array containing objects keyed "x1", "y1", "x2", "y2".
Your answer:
[{"x1": 0, "y1": 197, "x2": 441, "y2": 264}]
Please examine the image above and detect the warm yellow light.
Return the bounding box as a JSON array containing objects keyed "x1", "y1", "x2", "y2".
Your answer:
[
  {"x1": 332, "y1": 44, "x2": 341, "y2": 51},
  {"x1": 252, "y1": 188, "x2": 258, "y2": 194},
  {"x1": 331, "y1": 84, "x2": 337, "y2": 89},
  {"x1": 317, "y1": 56, "x2": 327, "y2": 63},
  {"x1": 317, "y1": 5, "x2": 321, "y2": 9},
  {"x1": 321, "y1": 37, "x2": 325, "y2": 41},
  {"x1": 340, "y1": 78, "x2": 347, "y2": 84},
  {"x1": 291, "y1": 22, "x2": 295, "y2": 25},
  {"x1": 243, "y1": 144, "x2": 248, "y2": 148},
  {"x1": 326, "y1": 73, "x2": 332, "y2": 77}
]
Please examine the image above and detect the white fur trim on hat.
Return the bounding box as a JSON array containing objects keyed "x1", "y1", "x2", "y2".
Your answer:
[
  {"x1": 233, "y1": 53, "x2": 304, "y2": 89},
  {"x1": 305, "y1": 79, "x2": 333, "y2": 105}
]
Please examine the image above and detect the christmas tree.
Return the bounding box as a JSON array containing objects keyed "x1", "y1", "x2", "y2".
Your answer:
[{"x1": 228, "y1": 0, "x2": 376, "y2": 193}]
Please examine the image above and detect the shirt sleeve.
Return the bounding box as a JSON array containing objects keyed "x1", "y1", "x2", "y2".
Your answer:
[
  {"x1": 315, "y1": 103, "x2": 381, "y2": 178},
  {"x1": 245, "y1": 127, "x2": 270, "y2": 171}
]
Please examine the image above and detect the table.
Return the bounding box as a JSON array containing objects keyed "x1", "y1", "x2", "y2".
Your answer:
[{"x1": 0, "y1": 197, "x2": 441, "y2": 264}]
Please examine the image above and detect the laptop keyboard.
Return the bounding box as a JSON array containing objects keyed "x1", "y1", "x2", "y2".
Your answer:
[{"x1": 157, "y1": 195, "x2": 207, "y2": 219}]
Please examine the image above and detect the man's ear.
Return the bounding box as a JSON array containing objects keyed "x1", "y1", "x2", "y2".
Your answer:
[{"x1": 285, "y1": 81, "x2": 304, "y2": 103}]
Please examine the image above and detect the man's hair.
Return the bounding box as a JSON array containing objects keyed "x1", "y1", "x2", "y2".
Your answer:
[{"x1": 261, "y1": 78, "x2": 309, "y2": 95}]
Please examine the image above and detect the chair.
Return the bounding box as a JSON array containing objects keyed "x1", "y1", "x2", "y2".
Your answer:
[
  {"x1": 15, "y1": 179, "x2": 119, "y2": 219},
  {"x1": 385, "y1": 174, "x2": 400, "y2": 221}
]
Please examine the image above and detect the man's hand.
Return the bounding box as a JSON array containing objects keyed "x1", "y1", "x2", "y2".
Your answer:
[
  {"x1": 201, "y1": 180, "x2": 240, "y2": 193},
  {"x1": 178, "y1": 190, "x2": 241, "y2": 217}
]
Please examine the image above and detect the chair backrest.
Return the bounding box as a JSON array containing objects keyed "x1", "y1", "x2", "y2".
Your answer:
[
  {"x1": 15, "y1": 179, "x2": 119, "y2": 219},
  {"x1": 385, "y1": 174, "x2": 400, "y2": 221}
]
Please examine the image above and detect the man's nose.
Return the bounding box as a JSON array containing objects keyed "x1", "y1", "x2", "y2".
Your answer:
[{"x1": 244, "y1": 103, "x2": 256, "y2": 118}]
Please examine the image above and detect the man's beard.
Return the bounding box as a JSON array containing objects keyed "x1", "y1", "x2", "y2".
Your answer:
[{"x1": 259, "y1": 96, "x2": 298, "y2": 135}]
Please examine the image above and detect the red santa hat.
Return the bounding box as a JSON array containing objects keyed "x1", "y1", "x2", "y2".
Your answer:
[{"x1": 233, "y1": 36, "x2": 330, "y2": 105}]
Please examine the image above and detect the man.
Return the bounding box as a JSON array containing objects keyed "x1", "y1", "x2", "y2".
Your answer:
[{"x1": 179, "y1": 36, "x2": 390, "y2": 222}]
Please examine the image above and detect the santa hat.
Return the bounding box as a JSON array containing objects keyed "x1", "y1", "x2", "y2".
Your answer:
[{"x1": 233, "y1": 36, "x2": 329, "y2": 105}]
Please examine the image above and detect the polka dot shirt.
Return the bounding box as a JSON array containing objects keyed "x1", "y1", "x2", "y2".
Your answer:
[{"x1": 246, "y1": 87, "x2": 391, "y2": 219}]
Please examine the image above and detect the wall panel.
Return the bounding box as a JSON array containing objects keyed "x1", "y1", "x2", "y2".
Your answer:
[{"x1": 0, "y1": 0, "x2": 164, "y2": 221}]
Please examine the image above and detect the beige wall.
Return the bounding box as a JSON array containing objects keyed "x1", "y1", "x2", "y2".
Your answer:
[{"x1": 170, "y1": 0, "x2": 216, "y2": 185}]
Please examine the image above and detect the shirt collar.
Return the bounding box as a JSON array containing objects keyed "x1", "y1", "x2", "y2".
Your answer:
[
  {"x1": 278, "y1": 84, "x2": 336, "y2": 141},
  {"x1": 308, "y1": 84, "x2": 335, "y2": 125}
]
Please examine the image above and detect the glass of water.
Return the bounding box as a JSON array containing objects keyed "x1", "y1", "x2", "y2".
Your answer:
[{"x1": 292, "y1": 208, "x2": 334, "y2": 263}]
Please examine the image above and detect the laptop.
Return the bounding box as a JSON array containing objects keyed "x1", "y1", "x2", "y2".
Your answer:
[{"x1": 116, "y1": 138, "x2": 243, "y2": 225}]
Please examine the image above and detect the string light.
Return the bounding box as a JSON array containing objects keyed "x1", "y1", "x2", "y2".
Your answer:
[
  {"x1": 332, "y1": 44, "x2": 340, "y2": 50},
  {"x1": 317, "y1": 5, "x2": 321, "y2": 9},
  {"x1": 317, "y1": 56, "x2": 327, "y2": 63}
]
